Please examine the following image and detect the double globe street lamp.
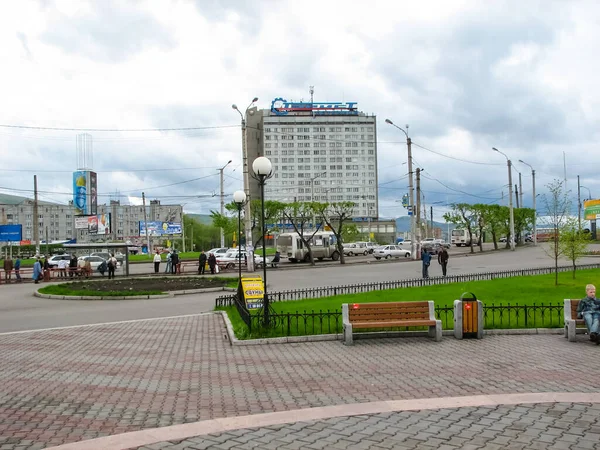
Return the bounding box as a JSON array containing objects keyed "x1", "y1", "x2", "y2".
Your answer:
[
  {"x1": 233, "y1": 190, "x2": 247, "y2": 282},
  {"x1": 251, "y1": 156, "x2": 274, "y2": 326}
]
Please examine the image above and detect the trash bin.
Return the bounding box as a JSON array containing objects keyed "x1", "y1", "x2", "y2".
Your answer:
[{"x1": 453, "y1": 292, "x2": 483, "y2": 339}]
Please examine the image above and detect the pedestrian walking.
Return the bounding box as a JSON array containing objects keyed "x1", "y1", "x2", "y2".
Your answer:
[
  {"x1": 171, "y1": 250, "x2": 179, "y2": 274},
  {"x1": 3, "y1": 256, "x2": 13, "y2": 283},
  {"x1": 421, "y1": 248, "x2": 431, "y2": 279},
  {"x1": 438, "y1": 247, "x2": 449, "y2": 277},
  {"x1": 153, "y1": 250, "x2": 161, "y2": 273},
  {"x1": 208, "y1": 253, "x2": 217, "y2": 274},
  {"x1": 107, "y1": 254, "x2": 118, "y2": 279},
  {"x1": 14, "y1": 256, "x2": 21, "y2": 282},
  {"x1": 198, "y1": 250, "x2": 207, "y2": 275},
  {"x1": 165, "y1": 250, "x2": 172, "y2": 273},
  {"x1": 33, "y1": 258, "x2": 42, "y2": 284},
  {"x1": 57, "y1": 258, "x2": 67, "y2": 278}
]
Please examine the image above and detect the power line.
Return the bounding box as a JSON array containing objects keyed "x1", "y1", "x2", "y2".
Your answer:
[
  {"x1": 411, "y1": 142, "x2": 504, "y2": 166},
  {"x1": 0, "y1": 123, "x2": 239, "y2": 132}
]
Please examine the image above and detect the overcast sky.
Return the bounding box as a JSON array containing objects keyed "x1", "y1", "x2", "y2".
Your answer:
[{"x1": 1, "y1": 0, "x2": 598, "y2": 222}]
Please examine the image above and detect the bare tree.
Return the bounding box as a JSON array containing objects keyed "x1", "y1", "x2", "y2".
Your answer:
[{"x1": 541, "y1": 179, "x2": 571, "y2": 285}]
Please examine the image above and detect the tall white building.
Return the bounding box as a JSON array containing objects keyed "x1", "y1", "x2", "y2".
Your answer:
[{"x1": 246, "y1": 98, "x2": 378, "y2": 220}]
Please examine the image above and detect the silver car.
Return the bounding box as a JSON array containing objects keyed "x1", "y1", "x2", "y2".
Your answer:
[{"x1": 373, "y1": 245, "x2": 411, "y2": 260}]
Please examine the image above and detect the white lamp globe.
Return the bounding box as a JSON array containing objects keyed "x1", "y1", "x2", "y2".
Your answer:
[
  {"x1": 233, "y1": 190, "x2": 246, "y2": 204},
  {"x1": 252, "y1": 156, "x2": 272, "y2": 176}
]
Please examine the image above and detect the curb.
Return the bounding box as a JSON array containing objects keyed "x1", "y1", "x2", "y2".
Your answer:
[
  {"x1": 218, "y1": 312, "x2": 565, "y2": 346},
  {"x1": 35, "y1": 286, "x2": 236, "y2": 300}
]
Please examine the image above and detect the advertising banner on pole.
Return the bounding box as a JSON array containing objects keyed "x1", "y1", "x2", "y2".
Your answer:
[
  {"x1": 240, "y1": 277, "x2": 265, "y2": 310},
  {"x1": 89, "y1": 171, "x2": 97, "y2": 215},
  {"x1": 139, "y1": 221, "x2": 182, "y2": 236},
  {"x1": 584, "y1": 199, "x2": 600, "y2": 220},
  {"x1": 73, "y1": 171, "x2": 87, "y2": 215},
  {"x1": 0, "y1": 225, "x2": 22, "y2": 242},
  {"x1": 85, "y1": 214, "x2": 111, "y2": 235}
]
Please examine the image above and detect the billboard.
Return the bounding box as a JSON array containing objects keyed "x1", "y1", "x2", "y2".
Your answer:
[
  {"x1": 584, "y1": 199, "x2": 600, "y2": 220},
  {"x1": 0, "y1": 224, "x2": 22, "y2": 242},
  {"x1": 86, "y1": 214, "x2": 111, "y2": 235},
  {"x1": 270, "y1": 97, "x2": 358, "y2": 116},
  {"x1": 89, "y1": 171, "x2": 97, "y2": 215},
  {"x1": 73, "y1": 170, "x2": 98, "y2": 215},
  {"x1": 73, "y1": 171, "x2": 87, "y2": 215},
  {"x1": 75, "y1": 216, "x2": 89, "y2": 229},
  {"x1": 139, "y1": 221, "x2": 182, "y2": 236}
]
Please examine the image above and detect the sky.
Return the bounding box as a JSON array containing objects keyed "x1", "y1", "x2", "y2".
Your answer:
[{"x1": 1, "y1": 0, "x2": 599, "y2": 223}]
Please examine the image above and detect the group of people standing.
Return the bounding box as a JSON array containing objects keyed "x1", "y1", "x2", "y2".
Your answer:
[
  {"x1": 197, "y1": 251, "x2": 217, "y2": 274},
  {"x1": 153, "y1": 249, "x2": 181, "y2": 274},
  {"x1": 421, "y1": 246, "x2": 449, "y2": 279},
  {"x1": 2, "y1": 256, "x2": 21, "y2": 282}
]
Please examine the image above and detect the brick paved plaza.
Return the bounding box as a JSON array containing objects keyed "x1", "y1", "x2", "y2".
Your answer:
[{"x1": 1, "y1": 313, "x2": 599, "y2": 449}]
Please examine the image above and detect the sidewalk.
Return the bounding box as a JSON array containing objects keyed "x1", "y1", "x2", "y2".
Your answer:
[{"x1": 1, "y1": 313, "x2": 599, "y2": 449}]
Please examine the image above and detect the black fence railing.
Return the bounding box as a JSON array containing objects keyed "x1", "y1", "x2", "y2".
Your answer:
[
  {"x1": 215, "y1": 263, "x2": 600, "y2": 308},
  {"x1": 239, "y1": 303, "x2": 566, "y2": 338}
]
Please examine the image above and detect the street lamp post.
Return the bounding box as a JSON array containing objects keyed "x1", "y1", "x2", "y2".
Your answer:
[
  {"x1": 385, "y1": 119, "x2": 416, "y2": 260},
  {"x1": 233, "y1": 190, "x2": 247, "y2": 282},
  {"x1": 251, "y1": 156, "x2": 274, "y2": 326},
  {"x1": 218, "y1": 160, "x2": 232, "y2": 247},
  {"x1": 519, "y1": 160, "x2": 536, "y2": 246},
  {"x1": 493, "y1": 147, "x2": 515, "y2": 251},
  {"x1": 232, "y1": 98, "x2": 258, "y2": 271},
  {"x1": 580, "y1": 185, "x2": 592, "y2": 201}
]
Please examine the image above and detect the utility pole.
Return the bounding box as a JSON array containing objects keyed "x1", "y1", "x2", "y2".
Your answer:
[
  {"x1": 519, "y1": 172, "x2": 523, "y2": 209},
  {"x1": 430, "y1": 206, "x2": 434, "y2": 238},
  {"x1": 423, "y1": 201, "x2": 427, "y2": 239},
  {"x1": 219, "y1": 160, "x2": 232, "y2": 247},
  {"x1": 416, "y1": 168, "x2": 421, "y2": 257},
  {"x1": 45, "y1": 226, "x2": 49, "y2": 256},
  {"x1": 578, "y1": 175, "x2": 582, "y2": 230},
  {"x1": 142, "y1": 192, "x2": 150, "y2": 254},
  {"x1": 515, "y1": 185, "x2": 519, "y2": 208},
  {"x1": 33, "y1": 175, "x2": 40, "y2": 256},
  {"x1": 182, "y1": 222, "x2": 186, "y2": 253}
]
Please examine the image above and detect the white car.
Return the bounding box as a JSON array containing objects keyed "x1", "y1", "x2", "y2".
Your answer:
[
  {"x1": 207, "y1": 248, "x2": 231, "y2": 257},
  {"x1": 47, "y1": 254, "x2": 72, "y2": 268},
  {"x1": 216, "y1": 250, "x2": 270, "y2": 269},
  {"x1": 373, "y1": 245, "x2": 412, "y2": 260},
  {"x1": 343, "y1": 243, "x2": 368, "y2": 256},
  {"x1": 77, "y1": 255, "x2": 107, "y2": 270}
]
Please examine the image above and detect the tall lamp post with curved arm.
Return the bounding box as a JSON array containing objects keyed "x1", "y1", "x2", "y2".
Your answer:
[
  {"x1": 385, "y1": 119, "x2": 416, "y2": 260},
  {"x1": 232, "y1": 98, "x2": 258, "y2": 271},
  {"x1": 519, "y1": 159, "x2": 536, "y2": 246},
  {"x1": 493, "y1": 147, "x2": 515, "y2": 251},
  {"x1": 233, "y1": 190, "x2": 247, "y2": 282},
  {"x1": 251, "y1": 156, "x2": 274, "y2": 326}
]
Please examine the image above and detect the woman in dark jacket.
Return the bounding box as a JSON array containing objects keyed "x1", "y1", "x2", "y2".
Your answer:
[{"x1": 207, "y1": 253, "x2": 217, "y2": 274}]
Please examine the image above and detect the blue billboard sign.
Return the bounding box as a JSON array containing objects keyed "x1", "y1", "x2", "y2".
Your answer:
[
  {"x1": 270, "y1": 98, "x2": 358, "y2": 116},
  {"x1": 0, "y1": 224, "x2": 22, "y2": 242},
  {"x1": 139, "y1": 221, "x2": 182, "y2": 236},
  {"x1": 73, "y1": 171, "x2": 87, "y2": 215}
]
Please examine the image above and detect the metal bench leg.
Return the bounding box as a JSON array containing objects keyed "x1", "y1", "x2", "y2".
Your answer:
[
  {"x1": 567, "y1": 320, "x2": 577, "y2": 342},
  {"x1": 343, "y1": 324, "x2": 353, "y2": 345}
]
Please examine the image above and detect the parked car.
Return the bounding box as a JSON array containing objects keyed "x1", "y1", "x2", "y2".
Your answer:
[
  {"x1": 422, "y1": 243, "x2": 443, "y2": 255},
  {"x1": 343, "y1": 243, "x2": 368, "y2": 256},
  {"x1": 373, "y1": 245, "x2": 411, "y2": 260},
  {"x1": 77, "y1": 255, "x2": 107, "y2": 270},
  {"x1": 355, "y1": 241, "x2": 376, "y2": 254},
  {"x1": 47, "y1": 254, "x2": 72, "y2": 268},
  {"x1": 207, "y1": 248, "x2": 232, "y2": 257},
  {"x1": 216, "y1": 250, "x2": 270, "y2": 269}
]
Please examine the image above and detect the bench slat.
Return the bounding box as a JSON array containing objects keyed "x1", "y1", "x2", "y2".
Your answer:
[
  {"x1": 350, "y1": 312, "x2": 430, "y2": 321},
  {"x1": 352, "y1": 320, "x2": 436, "y2": 329},
  {"x1": 349, "y1": 301, "x2": 430, "y2": 309}
]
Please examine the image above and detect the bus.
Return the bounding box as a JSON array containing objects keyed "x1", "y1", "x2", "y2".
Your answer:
[
  {"x1": 277, "y1": 231, "x2": 340, "y2": 262},
  {"x1": 451, "y1": 229, "x2": 480, "y2": 247},
  {"x1": 534, "y1": 227, "x2": 558, "y2": 242}
]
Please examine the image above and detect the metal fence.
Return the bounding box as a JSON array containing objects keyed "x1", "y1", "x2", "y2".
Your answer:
[
  {"x1": 215, "y1": 263, "x2": 600, "y2": 308},
  {"x1": 238, "y1": 303, "x2": 566, "y2": 338}
]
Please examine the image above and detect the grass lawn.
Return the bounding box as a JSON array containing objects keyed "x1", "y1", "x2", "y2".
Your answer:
[{"x1": 221, "y1": 269, "x2": 598, "y2": 339}]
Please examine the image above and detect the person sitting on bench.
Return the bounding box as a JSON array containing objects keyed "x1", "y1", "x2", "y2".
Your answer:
[{"x1": 577, "y1": 284, "x2": 600, "y2": 343}]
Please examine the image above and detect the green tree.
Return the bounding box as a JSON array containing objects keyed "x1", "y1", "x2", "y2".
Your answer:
[
  {"x1": 513, "y1": 207, "x2": 535, "y2": 245},
  {"x1": 541, "y1": 179, "x2": 571, "y2": 285},
  {"x1": 443, "y1": 203, "x2": 477, "y2": 253},
  {"x1": 281, "y1": 201, "x2": 323, "y2": 265},
  {"x1": 559, "y1": 216, "x2": 590, "y2": 278},
  {"x1": 342, "y1": 223, "x2": 361, "y2": 244},
  {"x1": 315, "y1": 201, "x2": 356, "y2": 264}
]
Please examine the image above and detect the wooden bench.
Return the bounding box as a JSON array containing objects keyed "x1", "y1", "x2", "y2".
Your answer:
[
  {"x1": 564, "y1": 299, "x2": 588, "y2": 342},
  {"x1": 342, "y1": 301, "x2": 442, "y2": 345}
]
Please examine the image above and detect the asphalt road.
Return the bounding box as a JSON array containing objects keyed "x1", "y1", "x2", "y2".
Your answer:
[{"x1": 0, "y1": 244, "x2": 597, "y2": 333}]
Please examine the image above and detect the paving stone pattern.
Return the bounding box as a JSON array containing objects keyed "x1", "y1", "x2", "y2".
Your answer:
[
  {"x1": 1, "y1": 314, "x2": 600, "y2": 448},
  {"x1": 138, "y1": 402, "x2": 600, "y2": 450}
]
